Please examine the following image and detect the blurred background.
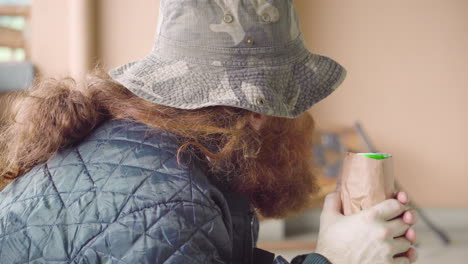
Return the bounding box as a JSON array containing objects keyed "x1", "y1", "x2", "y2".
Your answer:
[{"x1": 0, "y1": 0, "x2": 467, "y2": 262}]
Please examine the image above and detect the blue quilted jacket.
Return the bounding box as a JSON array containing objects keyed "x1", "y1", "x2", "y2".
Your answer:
[{"x1": 0, "y1": 119, "x2": 330, "y2": 264}]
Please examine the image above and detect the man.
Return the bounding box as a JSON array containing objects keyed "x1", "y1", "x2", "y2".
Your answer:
[{"x1": 0, "y1": 0, "x2": 417, "y2": 263}]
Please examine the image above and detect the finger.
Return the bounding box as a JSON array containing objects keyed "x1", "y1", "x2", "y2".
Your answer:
[
  {"x1": 395, "y1": 247, "x2": 418, "y2": 263},
  {"x1": 370, "y1": 199, "x2": 409, "y2": 221},
  {"x1": 322, "y1": 192, "x2": 343, "y2": 216},
  {"x1": 405, "y1": 228, "x2": 417, "y2": 244},
  {"x1": 406, "y1": 247, "x2": 418, "y2": 263},
  {"x1": 391, "y1": 237, "x2": 412, "y2": 256},
  {"x1": 393, "y1": 257, "x2": 410, "y2": 264},
  {"x1": 397, "y1": 191, "x2": 409, "y2": 205},
  {"x1": 335, "y1": 175, "x2": 342, "y2": 192},
  {"x1": 403, "y1": 209, "x2": 417, "y2": 225},
  {"x1": 385, "y1": 218, "x2": 410, "y2": 238}
]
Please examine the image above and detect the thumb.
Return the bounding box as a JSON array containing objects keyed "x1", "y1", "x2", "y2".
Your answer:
[{"x1": 322, "y1": 191, "x2": 343, "y2": 216}]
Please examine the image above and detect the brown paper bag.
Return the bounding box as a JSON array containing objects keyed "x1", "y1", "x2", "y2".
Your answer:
[{"x1": 339, "y1": 152, "x2": 395, "y2": 215}]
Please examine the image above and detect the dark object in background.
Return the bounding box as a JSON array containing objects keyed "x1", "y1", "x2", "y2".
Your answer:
[{"x1": 313, "y1": 132, "x2": 345, "y2": 178}]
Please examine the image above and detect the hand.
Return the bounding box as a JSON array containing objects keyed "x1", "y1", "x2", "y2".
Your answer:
[
  {"x1": 393, "y1": 191, "x2": 418, "y2": 262},
  {"x1": 315, "y1": 192, "x2": 417, "y2": 264}
]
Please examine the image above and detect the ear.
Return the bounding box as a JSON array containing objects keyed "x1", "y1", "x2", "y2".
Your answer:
[{"x1": 249, "y1": 113, "x2": 267, "y2": 131}]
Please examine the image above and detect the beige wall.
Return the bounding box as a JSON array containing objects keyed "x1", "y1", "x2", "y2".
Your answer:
[
  {"x1": 30, "y1": 0, "x2": 157, "y2": 76},
  {"x1": 297, "y1": 0, "x2": 468, "y2": 207},
  {"x1": 30, "y1": 0, "x2": 69, "y2": 77},
  {"x1": 30, "y1": 0, "x2": 468, "y2": 206},
  {"x1": 97, "y1": 0, "x2": 158, "y2": 70}
]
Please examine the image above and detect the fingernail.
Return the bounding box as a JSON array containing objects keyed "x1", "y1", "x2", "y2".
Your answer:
[
  {"x1": 401, "y1": 192, "x2": 408, "y2": 203},
  {"x1": 407, "y1": 229, "x2": 417, "y2": 243},
  {"x1": 405, "y1": 211, "x2": 413, "y2": 222}
]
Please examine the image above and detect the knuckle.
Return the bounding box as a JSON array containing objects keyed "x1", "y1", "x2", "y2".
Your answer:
[
  {"x1": 365, "y1": 208, "x2": 379, "y2": 221},
  {"x1": 397, "y1": 219, "x2": 410, "y2": 231},
  {"x1": 390, "y1": 199, "x2": 402, "y2": 211},
  {"x1": 379, "y1": 227, "x2": 392, "y2": 240},
  {"x1": 383, "y1": 245, "x2": 393, "y2": 259},
  {"x1": 396, "y1": 237, "x2": 412, "y2": 252}
]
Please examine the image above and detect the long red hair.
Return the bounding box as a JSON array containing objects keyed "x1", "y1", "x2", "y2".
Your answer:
[{"x1": 0, "y1": 71, "x2": 318, "y2": 218}]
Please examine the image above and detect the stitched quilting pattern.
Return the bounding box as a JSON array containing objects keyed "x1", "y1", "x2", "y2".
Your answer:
[
  {"x1": 0, "y1": 119, "x2": 304, "y2": 264},
  {"x1": 0, "y1": 119, "x2": 231, "y2": 263}
]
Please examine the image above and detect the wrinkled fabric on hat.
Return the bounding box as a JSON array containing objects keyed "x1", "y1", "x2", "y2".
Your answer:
[{"x1": 109, "y1": 0, "x2": 347, "y2": 118}]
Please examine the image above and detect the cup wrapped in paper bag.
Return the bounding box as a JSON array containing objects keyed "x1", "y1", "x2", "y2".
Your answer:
[{"x1": 340, "y1": 153, "x2": 395, "y2": 215}]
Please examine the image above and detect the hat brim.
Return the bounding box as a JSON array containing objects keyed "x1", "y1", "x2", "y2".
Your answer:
[{"x1": 109, "y1": 51, "x2": 346, "y2": 118}]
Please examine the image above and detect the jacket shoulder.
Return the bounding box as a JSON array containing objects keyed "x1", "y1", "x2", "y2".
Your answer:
[
  {"x1": 0, "y1": 119, "x2": 232, "y2": 263},
  {"x1": 64, "y1": 118, "x2": 227, "y2": 216}
]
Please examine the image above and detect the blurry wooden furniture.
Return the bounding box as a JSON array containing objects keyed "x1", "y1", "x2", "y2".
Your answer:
[
  {"x1": 0, "y1": 5, "x2": 34, "y2": 92},
  {"x1": 307, "y1": 126, "x2": 370, "y2": 207},
  {"x1": 0, "y1": 5, "x2": 31, "y2": 58},
  {"x1": 0, "y1": 5, "x2": 29, "y2": 16}
]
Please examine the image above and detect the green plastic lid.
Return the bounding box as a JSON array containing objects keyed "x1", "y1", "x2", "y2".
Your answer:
[{"x1": 357, "y1": 153, "x2": 392, "y2": 160}]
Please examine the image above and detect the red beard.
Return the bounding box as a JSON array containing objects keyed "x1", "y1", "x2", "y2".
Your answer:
[{"x1": 203, "y1": 112, "x2": 319, "y2": 219}]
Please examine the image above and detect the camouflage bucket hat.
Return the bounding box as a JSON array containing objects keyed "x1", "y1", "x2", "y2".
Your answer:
[{"x1": 109, "y1": 0, "x2": 347, "y2": 118}]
